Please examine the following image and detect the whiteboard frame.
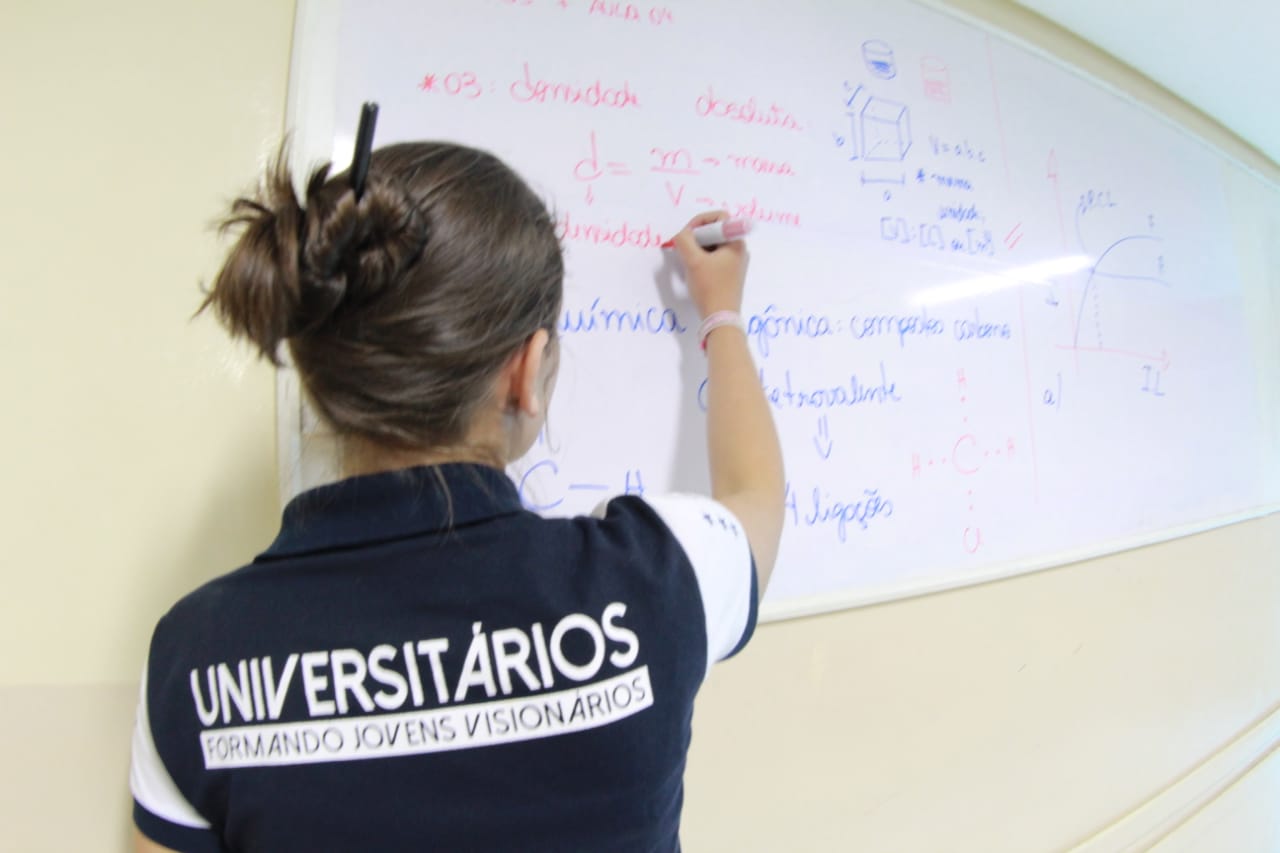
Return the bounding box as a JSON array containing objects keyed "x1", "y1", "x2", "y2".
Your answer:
[{"x1": 276, "y1": 0, "x2": 1280, "y2": 623}]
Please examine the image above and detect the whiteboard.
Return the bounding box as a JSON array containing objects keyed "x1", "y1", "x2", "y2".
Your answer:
[{"x1": 281, "y1": 0, "x2": 1279, "y2": 620}]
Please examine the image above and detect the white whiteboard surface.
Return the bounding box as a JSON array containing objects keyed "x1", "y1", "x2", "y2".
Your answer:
[{"x1": 281, "y1": 0, "x2": 1279, "y2": 620}]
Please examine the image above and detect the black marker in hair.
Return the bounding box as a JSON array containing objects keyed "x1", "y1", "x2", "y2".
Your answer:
[{"x1": 350, "y1": 101, "x2": 379, "y2": 201}]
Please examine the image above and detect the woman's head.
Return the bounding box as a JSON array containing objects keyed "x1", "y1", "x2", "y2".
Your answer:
[{"x1": 203, "y1": 142, "x2": 564, "y2": 465}]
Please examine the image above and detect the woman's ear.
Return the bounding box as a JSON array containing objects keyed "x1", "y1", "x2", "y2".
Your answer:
[{"x1": 506, "y1": 328, "x2": 552, "y2": 419}]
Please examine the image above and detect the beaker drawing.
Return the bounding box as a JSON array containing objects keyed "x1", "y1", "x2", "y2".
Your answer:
[
  {"x1": 922, "y1": 56, "x2": 952, "y2": 104},
  {"x1": 862, "y1": 40, "x2": 897, "y2": 80}
]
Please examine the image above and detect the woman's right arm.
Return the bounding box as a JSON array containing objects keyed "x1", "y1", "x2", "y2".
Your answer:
[{"x1": 672, "y1": 213, "x2": 785, "y2": 596}]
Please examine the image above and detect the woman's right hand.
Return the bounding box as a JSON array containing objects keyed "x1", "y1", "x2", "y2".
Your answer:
[{"x1": 670, "y1": 211, "x2": 749, "y2": 320}]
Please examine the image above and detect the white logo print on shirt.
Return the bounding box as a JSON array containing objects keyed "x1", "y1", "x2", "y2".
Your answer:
[{"x1": 190, "y1": 602, "x2": 653, "y2": 769}]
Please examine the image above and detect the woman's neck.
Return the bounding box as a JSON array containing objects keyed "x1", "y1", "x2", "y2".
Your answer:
[{"x1": 340, "y1": 437, "x2": 506, "y2": 479}]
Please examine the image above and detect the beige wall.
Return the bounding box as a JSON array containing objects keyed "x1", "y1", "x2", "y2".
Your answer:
[
  {"x1": 2, "y1": 1, "x2": 1276, "y2": 851},
  {"x1": 2, "y1": 1, "x2": 292, "y2": 848}
]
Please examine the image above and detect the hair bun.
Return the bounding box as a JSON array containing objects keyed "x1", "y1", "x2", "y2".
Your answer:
[
  {"x1": 295, "y1": 168, "x2": 429, "y2": 334},
  {"x1": 200, "y1": 152, "x2": 307, "y2": 363},
  {"x1": 205, "y1": 140, "x2": 564, "y2": 453},
  {"x1": 201, "y1": 149, "x2": 430, "y2": 362}
]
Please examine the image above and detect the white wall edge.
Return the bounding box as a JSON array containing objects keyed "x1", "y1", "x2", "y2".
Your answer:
[
  {"x1": 277, "y1": 0, "x2": 342, "y2": 504},
  {"x1": 274, "y1": 365, "x2": 303, "y2": 506},
  {"x1": 285, "y1": 0, "x2": 341, "y2": 170},
  {"x1": 1065, "y1": 700, "x2": 1280, "y2": 851}
]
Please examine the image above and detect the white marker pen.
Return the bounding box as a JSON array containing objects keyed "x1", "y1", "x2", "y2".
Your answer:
[{"x1": 660, "y1": 218, "x2": 754, "y2": 249}]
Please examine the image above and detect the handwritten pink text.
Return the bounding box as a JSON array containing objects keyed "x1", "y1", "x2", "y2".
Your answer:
[
  {"x1": 511, "y1": 62, "x2": 640, "y2": 110},
  {"x1": 695, "y1": 86, "x2": 803, "y2": 132}
]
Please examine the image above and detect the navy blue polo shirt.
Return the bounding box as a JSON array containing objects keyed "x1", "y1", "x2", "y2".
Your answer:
[{"x1": 130, "y1": 463, "x2": 756, "y2": 852}]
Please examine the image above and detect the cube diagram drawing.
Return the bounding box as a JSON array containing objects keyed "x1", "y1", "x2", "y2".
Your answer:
[{"x1": 861, "y1": 97, "x2": 911, "y2": 161}]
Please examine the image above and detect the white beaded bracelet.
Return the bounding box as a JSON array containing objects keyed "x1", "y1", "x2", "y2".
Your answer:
[{"x1": 698, "y1": 310, "x2": 745, "y2": 352}]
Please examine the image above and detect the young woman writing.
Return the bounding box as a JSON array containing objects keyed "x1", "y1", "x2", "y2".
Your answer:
[{"x1": 130, "y1": 137, "x2": 783, "y2": 852}]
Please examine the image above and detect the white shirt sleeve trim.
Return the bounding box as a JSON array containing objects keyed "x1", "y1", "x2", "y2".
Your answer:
[
  {"x1": 130, "y1": 666, "x2": 212, "y2": 829},
  {"x1": 631, "y1": 493, "x2": 754, "y2": 676}
]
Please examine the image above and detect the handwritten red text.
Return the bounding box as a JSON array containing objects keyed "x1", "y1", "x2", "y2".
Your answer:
[
  {"x1": 649, "y1": 147, "x2": 796, "y2": 178},
  {"x1": 419, "y1": 71, "x2": 483, "y2": 99},
  {"x1": 557, "y1": 211, "x2": 665, "y2": 248},
  {"x1": 589, "y1": 1, "x2": 675, "y2": 25},
  {"x1": 691, "y1": 195, "x2": 803, "y2": 227},
  {"x1": 511, "y1": 62, "x2": 640, "y2": 110},
  {"x1": 695, "y1": 87, "x2": 803, "y2": 132}
]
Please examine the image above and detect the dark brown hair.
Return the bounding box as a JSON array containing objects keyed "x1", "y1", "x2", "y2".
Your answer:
[{"x1": 202, "y1": 142, "x2": 564, "y2": 451}]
